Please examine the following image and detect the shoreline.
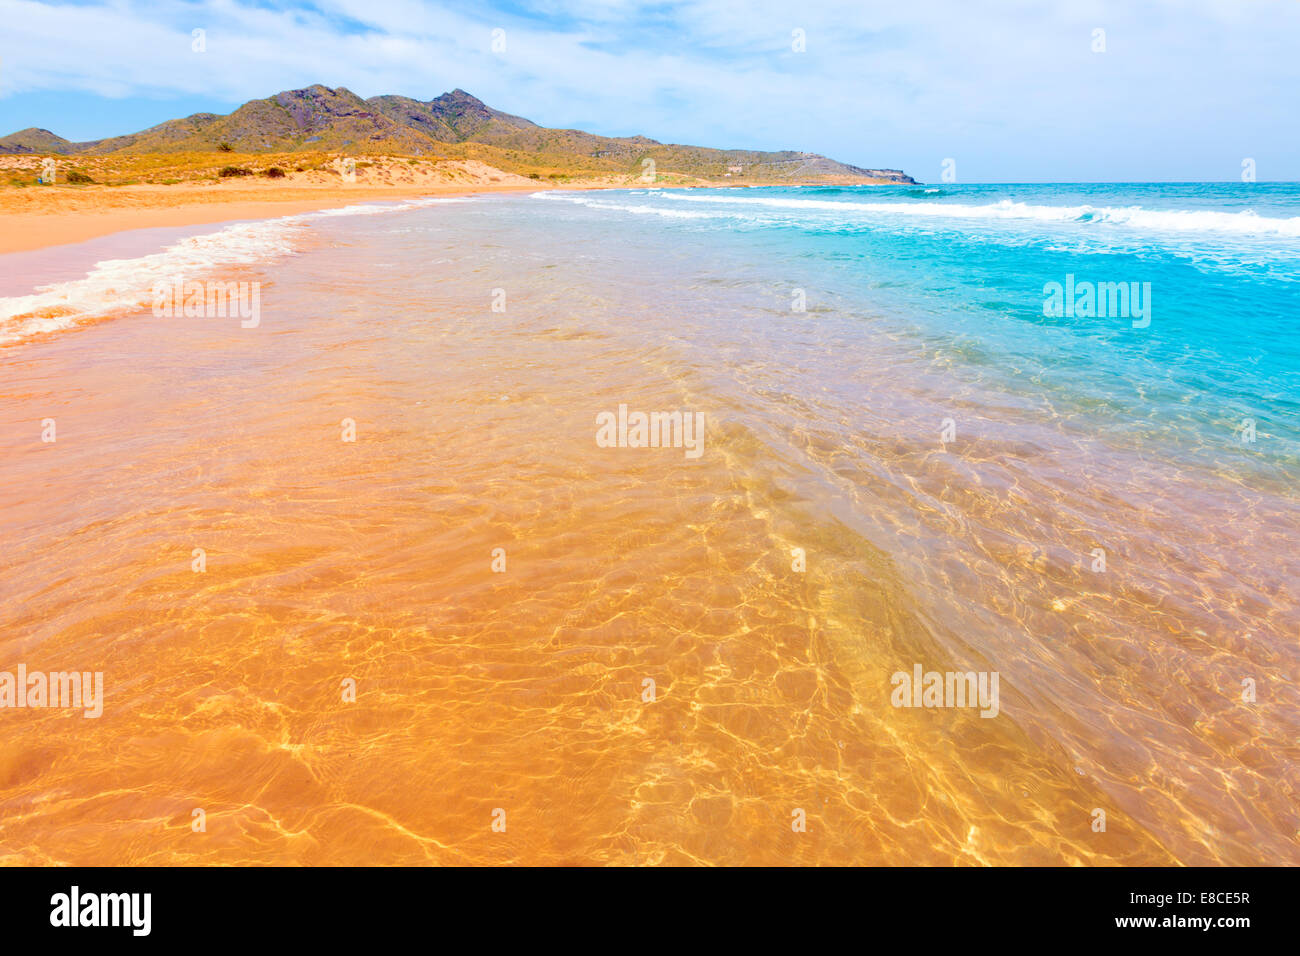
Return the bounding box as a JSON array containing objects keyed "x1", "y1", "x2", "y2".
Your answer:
[
  {"x1": 0, "y1": 182, "x2": 564, "y2": 256},
  {"x1": 0, "y1": 175, "x2": 901, "y2": 256}
]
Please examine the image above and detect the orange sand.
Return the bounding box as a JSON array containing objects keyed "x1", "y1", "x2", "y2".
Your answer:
[
  {"x1": 0, "y1": 155, "x2": 894, "y2": 255},
  {"x1": 0, "y1": 160, "x2": 548, "y2": 254}
]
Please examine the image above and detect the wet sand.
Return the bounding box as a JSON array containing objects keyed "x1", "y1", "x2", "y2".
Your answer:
[{"x1": 1, "y1": 194, "x2": 1295, "y2": 866}]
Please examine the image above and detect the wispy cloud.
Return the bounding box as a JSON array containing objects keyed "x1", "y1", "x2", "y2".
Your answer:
[{"x1": 1, "y1": 0, "x2": 1297, "y2": 180}]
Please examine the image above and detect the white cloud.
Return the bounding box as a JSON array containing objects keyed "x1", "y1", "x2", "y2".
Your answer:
[{"x1": 1, "y1": 0, "x2": 1297, "y2": 179}]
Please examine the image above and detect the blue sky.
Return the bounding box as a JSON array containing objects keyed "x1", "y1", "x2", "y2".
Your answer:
[{"x1": 1, "y1": 0, "x2": 1297, "y2": 182}]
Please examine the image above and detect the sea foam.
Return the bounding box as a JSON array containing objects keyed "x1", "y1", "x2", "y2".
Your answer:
[
  {"x1": 0, "y1": 199, "x2": 468, "y2": 344},
  {"x1": 658, "y1": 193, "x2": 1300, "y2": 237}
]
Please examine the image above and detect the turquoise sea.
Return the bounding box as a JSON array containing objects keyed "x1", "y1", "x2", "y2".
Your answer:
[{"x1": 534, "y1": 182, "x2": 1300, "y2": 488}]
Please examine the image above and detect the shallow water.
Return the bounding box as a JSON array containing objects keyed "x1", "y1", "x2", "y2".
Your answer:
[{"x1": 1, "y1": 185, "x2": 1296, "y2": 864}]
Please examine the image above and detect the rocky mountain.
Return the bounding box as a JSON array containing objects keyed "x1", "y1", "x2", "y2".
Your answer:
[
  {"x1": 0, "y1": 127, "x2": 75, "y2": 154},
  {"x1": 0, "y1": 85, "x2": 914, "y2": 183}
]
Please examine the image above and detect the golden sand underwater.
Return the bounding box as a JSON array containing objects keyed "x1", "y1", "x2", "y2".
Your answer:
[{"x1": 1, "y1": 195, "x2": 1296, "y2": 866}]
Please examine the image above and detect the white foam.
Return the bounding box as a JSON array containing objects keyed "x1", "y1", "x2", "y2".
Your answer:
[
  {"x1": 658, "y1": 193, "x2": 1300, "y2": 237},
  {"x1": 304, "y1": 197, "x2": 468, "y2": 218},
  {"x1": 0, "y1": 199, "x2": 469, "y2": 344},
  {"x1": 533, "y1": 192, "x2": 718, "y2": 219}
]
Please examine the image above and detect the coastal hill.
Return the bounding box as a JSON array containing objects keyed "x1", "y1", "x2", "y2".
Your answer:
[{"x1": 0, "y1": 85, "x2": 914, "y2": 185}]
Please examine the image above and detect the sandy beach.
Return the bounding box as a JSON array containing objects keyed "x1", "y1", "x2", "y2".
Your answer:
[
  {"x1": 3, "y1": 184, "x2": 1297, "y2": 867},
  {"x1": 1, "y1": 27, "x2": 1296, "y2": 874},
  {"x1": 0, "y1": 152, "x2": 890, "y2": 256},
  {"x1": 0, "y1": 158, "x2": 589, "y2": 254},
  {"x1": 5, "y1": 3, "x2": 1300, "y2": 940}
]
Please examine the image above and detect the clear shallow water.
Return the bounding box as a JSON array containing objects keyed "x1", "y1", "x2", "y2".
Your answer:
[
  {"x1": 540, "y1": 183, "x2": 1300, "y2": 488},
  {"x1": 0, "y1": 184, "x2": 1296, "y2": 865}
]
